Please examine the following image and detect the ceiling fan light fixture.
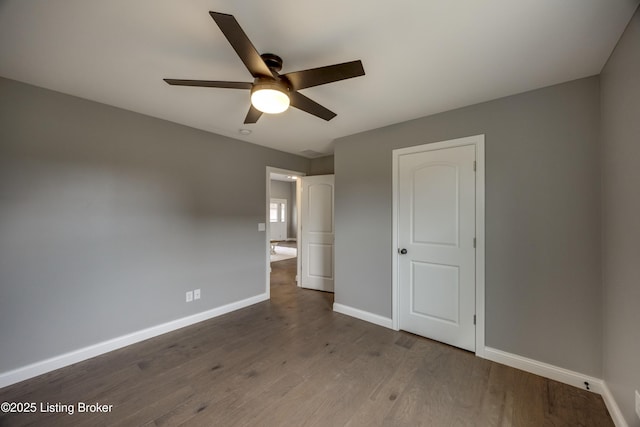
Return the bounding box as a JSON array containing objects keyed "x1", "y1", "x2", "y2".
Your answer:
[
  {"x1": 251, "y1": 80, "x2": 290, "y2": 114},
  {"x1": 165, "y1": 12, "x2": 365, "y2": 123}
]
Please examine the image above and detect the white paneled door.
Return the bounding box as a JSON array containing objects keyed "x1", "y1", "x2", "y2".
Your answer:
[
  {"x1": 398, "y1": 144, "x2": 477, "y2": 351},
  {"x1": 300, "y1": 175, "x2": 334, "y2": 292}
]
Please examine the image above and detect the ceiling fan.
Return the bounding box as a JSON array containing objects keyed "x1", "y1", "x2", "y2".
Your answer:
[{"x1": 164, "y1": 11, "x2": 365, "y2": 124}]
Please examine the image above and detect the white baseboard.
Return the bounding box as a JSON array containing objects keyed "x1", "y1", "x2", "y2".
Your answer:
[
  {"x1": 0, "y1": 293, "x2": 269, "y2": 389},
  {"x1": 600, "y1": 382, "x2": 629, "y2": 427},
  {"x1": 482, "y1": 347, "x2": 629, "y2": 426},
  {"x1": 482, "y1": 347, "x2": 603, "y2": 393},
  {"x1": 333, "y1": 303, "x2": 393, "y2": 329}
]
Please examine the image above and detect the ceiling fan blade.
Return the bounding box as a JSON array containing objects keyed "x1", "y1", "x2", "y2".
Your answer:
[
  {"x1": 244, "y1": 105, "x2": 263, "y2": 124},
  {"x1": 283, "y1": 60, "x2": 365, "y2": 90},
  {"x1": 209, "y1": 12, "x2": 274, "y2": 79},
  {"x1": 289, "y1": 92, "x2": 337, "y2": 121},
  {"x1": 164, "y1": 79, "x2": 252, "y2": 89}
]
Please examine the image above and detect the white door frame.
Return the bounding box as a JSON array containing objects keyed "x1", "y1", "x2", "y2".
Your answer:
[
  {"x1": 391, "y1": 135, "x2": 485, "y2": 356},
  {"x1": 266, "y1": 167, "x2": 306, "y2": 298}
]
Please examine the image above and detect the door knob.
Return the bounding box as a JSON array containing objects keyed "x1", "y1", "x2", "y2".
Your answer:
[{"x1": 399, "y1": 248, "x2": 408, "y2": 255}]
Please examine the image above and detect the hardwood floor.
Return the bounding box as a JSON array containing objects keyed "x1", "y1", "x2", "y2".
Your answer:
[{"x1": 0, "y1": 257, "x2": 613, "y2": 426}]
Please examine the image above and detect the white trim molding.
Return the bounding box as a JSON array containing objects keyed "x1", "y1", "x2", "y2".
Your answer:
[
  {"x1": 600, "y1": 382, "x2": 629, "y2": 427},
  {"x1": 482, "y1": 347, "x2": 603, "y2": 393},
  {"x1": 0, "y1": 293, "x2": 269, "y2": 389},
  {"x1": 333, "y1": 303, "x2": 393, "y2": 329},
  {"x1": 482, "y1": 347, "x2": 628, "y2": 426},
  {"x1": 391, "y1": 134, "x2": 485, "y2": 354}
]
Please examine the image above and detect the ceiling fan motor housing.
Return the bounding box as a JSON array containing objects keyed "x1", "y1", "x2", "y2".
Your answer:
[
  {"x1": 251, "y1": 78, "x2": 291, "y2": 97},
  {"x1": 260, "y1": 53, "x2": 283, "y2": 73}
]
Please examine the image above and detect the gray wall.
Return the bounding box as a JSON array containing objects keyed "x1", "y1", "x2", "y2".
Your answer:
[
  {"x1": 601, "y1": 7, "x2": 640, "y2": 426},
  {"x1": 309, "y1": 155, "x2": 335, "y2": 175},
  {"x1": 0, "y1": 77, "x2": 309, "y2": 374},
  {"x1": 269, "y1": 180, "x2": 297, "y2": 239},
  {"x1": 334, "y1": 76, "x2": 602, "y2": 377}
]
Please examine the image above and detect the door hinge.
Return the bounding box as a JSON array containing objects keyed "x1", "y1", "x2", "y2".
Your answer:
[
  {"x1": 473, "y1": 237, "x2": 476, "y2": 248},
  {"x1": 473, "y1": 315, "x2": 476, "y2": 325},
  {"x1": 473, "y1": 161, "x2": 477, "y2": 172}
]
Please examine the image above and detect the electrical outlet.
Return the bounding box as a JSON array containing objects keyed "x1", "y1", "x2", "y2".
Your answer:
[
  {"x1": 194, "y1": 289, "x2": 201, "y2": 300},
  {"x1": 186, "y1": 291, "x2": 193, "y2": 302},
  {"x1": 635, "y1": 390, "x2": 640, "y2": 420}
]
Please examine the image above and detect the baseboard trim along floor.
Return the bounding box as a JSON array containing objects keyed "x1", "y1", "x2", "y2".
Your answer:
[
  {"x1": 482, "y1": 347, "x2": 627, "y2": 427},
  {"x1": 333, "y1": 303, "x2": 393, "y2": 329},
  {"x1": 483, "y1": 347, "x2": 602, "y2": 393},
  {"x1": 0, "y1": 293, "x2": 269, "y2": 389}
]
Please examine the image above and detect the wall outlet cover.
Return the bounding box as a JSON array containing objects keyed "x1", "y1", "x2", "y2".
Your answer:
[
  {"x1": 194, "y1": 289, "x2": 201, "y2": 300},
  {"x1": 186, "y1": 291, "x2": 193, "y2": 302}
]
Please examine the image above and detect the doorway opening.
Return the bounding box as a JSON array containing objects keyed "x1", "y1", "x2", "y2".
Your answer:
[{"x1": 266, "y1": 167, "x2": 305, "y2": 298}]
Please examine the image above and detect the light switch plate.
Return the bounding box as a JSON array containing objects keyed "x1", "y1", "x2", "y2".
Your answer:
[
  {"x1": 194, "y1": 289, "x2": 201, "y2": 300},
  {"x1": 258, "y1": 223, "x2": 266, "y2": 231},
  {"x1": 186, "y1": 291, "x2": 193, "y2": 302}
]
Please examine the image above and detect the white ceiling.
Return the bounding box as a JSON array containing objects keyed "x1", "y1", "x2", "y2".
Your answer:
[{"x1": 1, "y1": 1, "x2": 637, "y2": 158}]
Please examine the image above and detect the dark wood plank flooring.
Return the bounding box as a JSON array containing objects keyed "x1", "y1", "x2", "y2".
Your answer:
[{"x1": 0, "y1": 257, "x2": 613, "y2": 426}]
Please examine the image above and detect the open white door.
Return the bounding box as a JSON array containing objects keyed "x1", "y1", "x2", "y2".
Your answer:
[{"x1": 300, "y1": 175, "x2": 334, "y2": 292}]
